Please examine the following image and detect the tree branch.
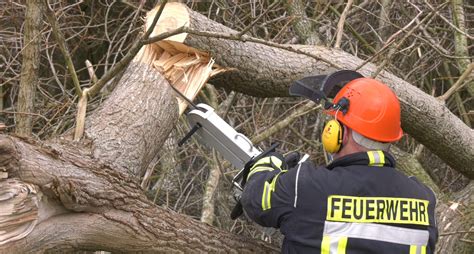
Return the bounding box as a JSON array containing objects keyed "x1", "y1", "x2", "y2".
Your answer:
[
  {"x1": 334, "y1": 0, "x2": 354, "y2": 49},
  {"x1": 43, "y1": 0, "x2": 82, "y2": 97}
]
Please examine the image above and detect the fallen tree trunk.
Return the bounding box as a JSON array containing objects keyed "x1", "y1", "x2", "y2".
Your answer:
[
  {"x1": 0, "y1": 136, "x2": 277, "y2": 253},
  {"x1": 150, "y1": 3, "x2": 474, "y2": 179}
]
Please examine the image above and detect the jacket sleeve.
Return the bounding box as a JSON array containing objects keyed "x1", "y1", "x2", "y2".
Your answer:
[{"x1": 240, "y1": 159, "x2": 298, "y2": 228}]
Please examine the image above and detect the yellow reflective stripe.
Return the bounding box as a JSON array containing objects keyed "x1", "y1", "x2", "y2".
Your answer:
[
  {"x1": 269, "y1": 170, "x2": 287, "y2": 191},
  {"x1": 410, "y1": 245, "x2": 417, "y2": 254},
  {"x1": 421, "y1": 246, "x2": 426, "y2": 254},
  {"x1": 367, "y1": 150, "x2": 385, "y2": 167},
  {"x1": 251, "y1": 156, "x2": 283, "y2": 169},
  {"x1": 247, "y1": 166, "x2": 274, "y2": 180},
  {"x1": 261, "y1": 181, "x2": 271, "y2": 210},
  {"x1": 368, "y1": 151, "x2": 375, "y2": 165},
  {"x1": 377, "y1": 150, "x2": 385, "y2": 165},
  {"x1": 321, "y1": 236, "x2": 330, "y2": 254},
  {"x1": 260, "y1": 170, "x2": 288, "y2": 211},
  {"x1": 337, "y1": 237, "x2": 347, "y2": 254},
  {"x1": 252, "y1": 157, "x2": 272, "y2": 168}
]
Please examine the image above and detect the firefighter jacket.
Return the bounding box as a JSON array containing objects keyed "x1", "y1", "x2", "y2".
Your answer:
[{"x1": 241, "y1": 151, "x2": 438, "y2": 254}]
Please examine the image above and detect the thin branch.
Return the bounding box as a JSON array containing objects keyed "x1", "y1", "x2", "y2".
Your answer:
[
  {"x1": 334, "y1": 0, "x2": 354, "y2": 49},
  {"x1": 439, "y1": 230, "x2": 474, "y2": 236},
  {"x1": 424, "y1": 0, "x2": 474, "y2": 39},
  {"x1": 145, "y1": 27, "x2": 340, "y2": 69},
  {"x1": 87, "y1": 1, "x2": 169, "y2": 98},
  {"x1": 237, "y1": 0, "x2": 281, "y2": 37},
  {"x1": 73, "y1": 88, "x2": 89, "y2": 141},
  {"x1": 44, "y1": 0, "x2": 82, "y2": 97},
  {"x1": 437, "y1": 63, "x2": 474, "y2": 102},
  {"x1": 328, "y1": 6, "x2": 376, "y2": 54}
]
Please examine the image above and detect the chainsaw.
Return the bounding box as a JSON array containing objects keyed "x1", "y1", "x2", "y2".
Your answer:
[
  {"x1": 177, "y1": 102, "x2": 279, "y2": 219},
  {"x1": 175, "y1": 70, "x2": 364, "y2": 219}
]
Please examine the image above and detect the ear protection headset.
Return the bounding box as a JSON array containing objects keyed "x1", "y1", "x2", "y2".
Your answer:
[
  {"x1": 322, "y1": 97, "x2": 350, "y2": 153},
  {"x1": 288, "y1": 70, "x2": 363, "y2": 154}
]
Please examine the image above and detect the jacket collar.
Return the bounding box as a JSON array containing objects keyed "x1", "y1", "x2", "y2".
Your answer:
[{"x1": 327, "y1": 150, "x2": 396, "y2": 169}]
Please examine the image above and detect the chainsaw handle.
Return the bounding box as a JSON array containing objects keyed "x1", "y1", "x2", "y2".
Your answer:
[
  {"x1": 235, "y1": 133, "x2": 255, "y2": 152},
  {"x1": 231, "y1": 142, "x2": 279, "y2": 220}
]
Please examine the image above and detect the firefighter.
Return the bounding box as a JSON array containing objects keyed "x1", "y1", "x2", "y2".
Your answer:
[{"x1": 240, "y1": 77, "x2": 438, "y2": 253}]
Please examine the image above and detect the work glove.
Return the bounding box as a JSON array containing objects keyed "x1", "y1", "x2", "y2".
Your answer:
[
  {"x1": 248, "y1": 152, "x2": 287, "y2": 178},
  {"x1": 284, "y1": 151, "x2": 301, "y2": 168},
  {"x1": 248, "y1": 151, "x2": 301, "y2": 179}
]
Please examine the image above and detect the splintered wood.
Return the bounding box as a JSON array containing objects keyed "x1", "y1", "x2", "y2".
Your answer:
[
  {"x1": 135, "y1": 3, "x2": 225, "y2": 115},
  {"x1": 0, "y1": 179, "x2": 39, "y2": 245}
]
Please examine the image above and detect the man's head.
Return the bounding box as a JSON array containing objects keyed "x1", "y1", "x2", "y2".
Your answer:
[{"x1": 322, "y1": 77, "x2": 402, "y2": 158}]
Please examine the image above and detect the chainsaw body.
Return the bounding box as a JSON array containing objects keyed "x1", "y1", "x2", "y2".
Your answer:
[{"x1": 186, "y1": 104, "x2": 262, "y2": 169}]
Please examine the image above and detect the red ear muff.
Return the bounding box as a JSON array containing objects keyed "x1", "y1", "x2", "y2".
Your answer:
[{"x1": 322, "y1": 119, "x2": 344, "y2": 153}]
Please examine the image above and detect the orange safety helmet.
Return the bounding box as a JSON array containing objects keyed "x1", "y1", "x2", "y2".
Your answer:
[{"x1": 327, "y1": 78, "x2": 403, "y2": 142}]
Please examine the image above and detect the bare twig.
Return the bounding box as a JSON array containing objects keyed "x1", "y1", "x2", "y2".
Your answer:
[
  {"x1": 88, "y1": 1, "x2": 173, "y2": 97},
  {"x1": 146, "y1": 27, "x2": 340, "y2": 69},
  {"x1": 44, "y1": 0, "x2": 82, "y2": 97},
  {"x1": 237, "y1": 0, "x2": 281, "y2": 37},
  {"x1": 439, "y1": 230, "x2": 474, "y2": 236},
  {"x1": 437, "y1": 63, "x2": 474, "y2": 102},
  {"x1": 334, "y1": 0, "x2": 354, "y2": 49}
]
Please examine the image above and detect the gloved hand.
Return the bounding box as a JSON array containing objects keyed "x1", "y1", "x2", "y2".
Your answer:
[
  {"x1": 247, "y1": 152, "x2": 287, "y2": 181},
  {"x1": 284, "y1": 151, "x2": 301, "y2": 168}
]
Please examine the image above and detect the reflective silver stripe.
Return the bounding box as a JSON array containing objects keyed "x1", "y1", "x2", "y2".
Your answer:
[
  {"x1": 367, "y1": 151, "x2": 385, "y2": 166},
  {"x1": 327, "y1": 236, "x2": 339, "y2": 253},
  {"x1": 324, "y1": 221, "x2": 429, "y2": 246},
  {"x1": 372, "y1": 151, "x2": 380, "y2": 163},
  {"x1": 293, "y1": 154, "x2": 308, "y2": 208}
]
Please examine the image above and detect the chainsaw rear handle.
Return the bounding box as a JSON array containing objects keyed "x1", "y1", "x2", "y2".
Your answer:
[{"x1": 231, "y1": 143, "x2": 279, "y2": 220}]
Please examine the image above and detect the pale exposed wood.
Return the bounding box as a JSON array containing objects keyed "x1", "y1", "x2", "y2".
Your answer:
[
  {"x1": 73, "y1": 89, "x2": 89, "y2": 141},
  {"x1": 137, "y1": 3, "x2": 226, "y2": 115},
  {"x1": 0, "y1": 179, "x2": 39, "y2": 245}
]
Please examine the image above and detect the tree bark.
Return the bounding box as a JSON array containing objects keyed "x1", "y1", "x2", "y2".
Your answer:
[
  {"x1": 15, "y1": 0, "x2": 42, "y2": 136},
  {"x1": 151, "y1": 3, "x2": 474, "y2": 179},
  {"x1": 450, "y1": 0, "x2": 473, "y2": 98},
  {"x1": 84, "y1": 61, "x2": 178, "y2": 176},
  {"x1": 436, "y1": 181, "x2": 474, "y2": 254},
  {"x1": 0, "y1": 136, "x2": 277, "y2": 253},
  {"x1": 285, "y1": 0, "x2": 321, "y2": 45}
]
